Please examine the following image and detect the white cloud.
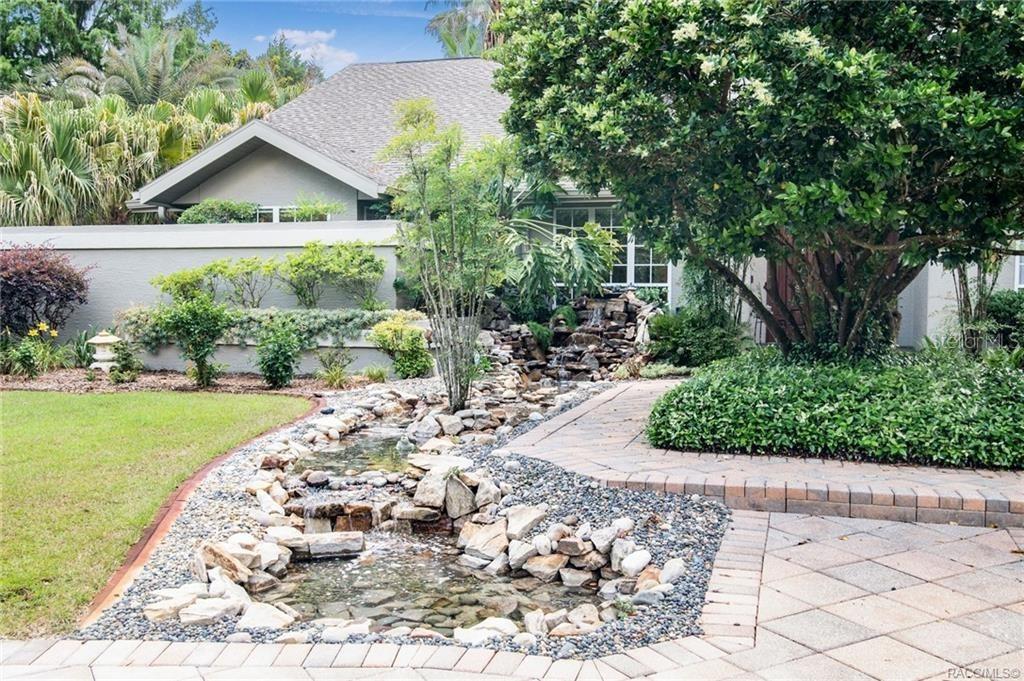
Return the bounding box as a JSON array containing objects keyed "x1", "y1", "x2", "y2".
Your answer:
[
  {"x1": 253, "y1": 35, "x2": 267, "y2": 43},
  {"x1": 272, "y1": 28, "x2": 357, "y2": 75}
]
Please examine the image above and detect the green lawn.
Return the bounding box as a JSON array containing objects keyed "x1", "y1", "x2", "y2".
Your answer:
[{"x1": 0, "y1": 391, "x2": 309, "y2": 637}]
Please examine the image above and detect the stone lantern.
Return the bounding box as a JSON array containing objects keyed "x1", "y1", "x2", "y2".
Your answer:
[{"x1": 87, "y1": 330, "x2": 120, "y2": 373}]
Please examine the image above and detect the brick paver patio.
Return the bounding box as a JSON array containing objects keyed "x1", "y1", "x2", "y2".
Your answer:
[
  {"x1": 4, "y1": 383, "x2": 1022, "y2": 679},
  {"x1": 511, "y1": 381, "x2": 1024, "y2": 528}
]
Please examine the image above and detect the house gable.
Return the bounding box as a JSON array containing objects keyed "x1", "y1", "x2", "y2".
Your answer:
[{"x1": 129, "y1": 120, "x2": 382, "y2": 211}]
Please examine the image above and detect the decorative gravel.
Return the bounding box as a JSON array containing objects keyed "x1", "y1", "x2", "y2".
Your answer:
[{"x1": 75, "y1": 378, "x2": 730, "y2": 660}]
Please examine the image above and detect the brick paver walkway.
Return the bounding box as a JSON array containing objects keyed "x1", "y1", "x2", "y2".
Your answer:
[{"x1": 511, "y1": 381, "x2": 1024, "y2": 528}]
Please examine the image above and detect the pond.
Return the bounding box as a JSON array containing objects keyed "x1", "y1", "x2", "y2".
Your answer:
[
  {"x1": 266, "y1": 531, "x2": 601, "y2": 635},
  {"x1": 295, "y1": 426, "x2": 409, "y2": 475}
]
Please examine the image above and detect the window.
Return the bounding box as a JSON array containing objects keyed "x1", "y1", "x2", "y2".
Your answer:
[
  {"x1": 1017, "y1": 255, "x2": 1024, "y2": 290},
  {"x1": 553, "y1": 205, "x2": 669, "y2": 292},
  {"x1": 256, "y1": 206, "x2": 298, "y2": 223}
]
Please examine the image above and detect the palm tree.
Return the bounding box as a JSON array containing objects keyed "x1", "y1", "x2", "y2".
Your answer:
[
  {"x1": 0, "y1": 94, "x2": 97, "y2": 226},
  {"x1": 102, "y1": 26, "x2": 235, "y2": 106},
  {"x1": 425, "y1": 0, "x2": 501, "y2": 57}
]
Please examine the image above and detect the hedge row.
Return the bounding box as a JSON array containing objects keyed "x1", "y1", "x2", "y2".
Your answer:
[{"x1": 647, "y1": 349, "x2": 1024, "y2": 469}]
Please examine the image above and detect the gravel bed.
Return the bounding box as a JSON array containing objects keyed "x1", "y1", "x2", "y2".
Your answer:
[{"x1": 75, "y1": 378, "x2": 730, "y2": 660}]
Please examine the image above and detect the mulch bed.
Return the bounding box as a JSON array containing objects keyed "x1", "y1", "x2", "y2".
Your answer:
[{"x1": 0, "y1": 368, "x2": 371, "y2": 397}]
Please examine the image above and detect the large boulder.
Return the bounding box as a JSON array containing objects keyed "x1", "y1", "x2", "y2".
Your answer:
[
  {"x1": 508, "y1": 540, "x2": 538, "y2": 570},
  {"x1": 523, "y1": 554, "x2": 568, "y2": 582},
  {"x1": 143, "y1": 594, "x2": 196, "y2": 622},
  {"x1": 445, "y1": 477, "x2": 477, "y2": 518},
  {"x1": 474, "y1": 479, "x2": 502, "y2": 507},
  {"x1": 236, "y1": 602, "x2": 295, "y2": 629},
  {"x1": 505, "y1": 506, "x2": 547, "y2": 540},
  {"x1": 306, "y1": 532, "x2": 364, "y2": 559},
  {"x1": 407, "y1": 415, "x2": 441, "y2": 444},
  {"x1": 436, "y1": 413, "x2": 465, "y2": 436},
  {"x1": 178, "y1": 598, "x2": 243, "y2": 625},
  {"x1": 413, "y1": 473, "x2": 447, "y2": 508},
  {"x1": 460, "y1": 519, "x2": 509, "y2": 561},
  {"x1": 200, "y1": 542, "x2": 252, "y2": 583},
  {"x1": 620, "y1": 550, "x2": 652, "y2": 578}
]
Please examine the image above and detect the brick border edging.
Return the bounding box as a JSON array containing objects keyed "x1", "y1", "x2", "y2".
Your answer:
[
  {"x1": 595, "y1": 470, "x2": 1023, "y2": 529},
  {"x1": 80, "y1": 395, "x2": 325, "y2": 626},
  {"x1": 511, "y1": 382, "x2": 1024, "y2": 529}
]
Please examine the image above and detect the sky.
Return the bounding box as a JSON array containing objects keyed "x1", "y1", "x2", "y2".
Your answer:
[{"x1": 204, "y1": 1, "x2": 446, "y2": 74}]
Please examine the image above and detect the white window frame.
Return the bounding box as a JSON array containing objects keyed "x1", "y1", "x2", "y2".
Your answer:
[
  {"x1": 552, "y1": 205, "x2": 670, "y2": 301},
  {"x1": 1017, "y1": 255, "x2": 1024, "y2": 290},
  {"x1": 256, "y1": 205, "x2": 301, "y2": 223}
]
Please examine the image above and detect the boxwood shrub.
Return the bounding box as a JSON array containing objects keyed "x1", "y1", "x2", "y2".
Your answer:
[{"x1": 647, "y1": 349, "x2": 1024, "y2": 469}]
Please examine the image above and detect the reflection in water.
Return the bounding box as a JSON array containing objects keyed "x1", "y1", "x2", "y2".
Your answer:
[{"x1": 270, "y1": 531, "x2": 599, "y2": 633}]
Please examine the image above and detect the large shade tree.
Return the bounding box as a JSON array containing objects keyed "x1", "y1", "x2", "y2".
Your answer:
[{"x1": 495, "y1": 0, "x2": 1024, "y2": 356}]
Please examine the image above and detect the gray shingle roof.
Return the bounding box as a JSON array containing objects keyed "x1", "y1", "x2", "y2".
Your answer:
[{"x1": 265, "y1": 58, "x2": 509, "y2": 187}]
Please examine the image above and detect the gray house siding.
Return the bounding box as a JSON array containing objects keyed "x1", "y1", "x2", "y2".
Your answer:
[
  {"x1": 176, "y1": 144, "x2": 360, "y2": 219},
  {"x1": 5, "y1": 221, "x2": 400, "y2": 340}
]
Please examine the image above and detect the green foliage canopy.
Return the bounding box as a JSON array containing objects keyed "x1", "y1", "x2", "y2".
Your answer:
[{"x1": 495, "y1": 0, "x2": 1024, "y2": 357}]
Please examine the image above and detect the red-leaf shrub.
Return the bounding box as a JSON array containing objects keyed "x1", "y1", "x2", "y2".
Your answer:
[{"x1": 0, "y1": 243, "x2": 90, "y2": 334}]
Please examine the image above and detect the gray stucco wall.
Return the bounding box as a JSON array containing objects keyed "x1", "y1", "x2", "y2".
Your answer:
[
  {"x1": 176, "y1": 144, "x2": 359, "y2": 219},
  {"x1": 5, "y1": 221, "x2": 403, "y2": 370}
]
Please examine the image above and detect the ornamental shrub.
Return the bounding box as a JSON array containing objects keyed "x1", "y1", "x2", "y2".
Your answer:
[
  {"x1": 151, "y1": 264, "x2": 219, "y2": 302},
  {"x1": 276, "y1": 241, "x2": 385, "y2": 308},
  {"x1": 109, "y1": 340, "x2": 143, "y2": 384},
  {"x1": 177, "y1": 199, "x2": 258, "y2": 224},
  {"x1": 118, "y1": 306, "x2": 415, "y2": 353},
  {"x1": 648, "y1": 307, "x2": 743, "y2": 368},
  {"x1": 156, "y1": 294, "x2": 235, "y2": 387},
  {"x1": 0, "y1": 243, "x2": 89, "y2": 333},
  {"x1": 988, "y1": 289, "x2": 1024, "y2": 348},
  {"x1": 220, "y1": 256, "x2": 278, "y2": 307},
  {"x1": 647, "y1": 349, "x2": 1024, "y2": 468},
  {"x1": 3, "y1": 323, "x2": 71, "y2": 377},
  {"x1": 315, "y1": 347, "x2": 354, "y2": 388},
  {"x1": 256, "y1": 318, "x2": 303, "y2": 388},
  {"x1": 368, "y1": 316, "x2": 433, "y2": 379}
]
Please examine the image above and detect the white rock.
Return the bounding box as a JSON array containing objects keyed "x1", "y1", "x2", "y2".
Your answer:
[
  {"x1": 322, "y1": 619, "x2": 372, "y2": 642},
  {"x1": 445, "y1": 477, "x2": 477, "y2": 518},
  {"x1": 512, "y1": 632, "x2": 538, "y2": 646},
  {"x1": 610, "y1": 538, "x2": 637, "y2": 572},
  {"x1": 532, "y1": 534, "x2": 552, "y2": 556},
  {"x1": 660, "y1": 558, "x2": 686, "y2": 584},
  {"x1": 590, "y1": 527, "x2": 618, "y2": 554},
  {"x1": 559, "y1": 568, "x2": 593, "y2": 587},
  {"x1": 506, "y1": 505, "x2": 547, "y2": 540},
  {"x1": 274, "y1": 631, "x2": 310, "y2": 644},
  {"x1": 236, "y1": 602, "x2": 294, "y2": 629},
  {"x1": 178, "y1": 598, "x2": 243, "y2": 625},
  {"x1": 474, "y1": 479, "x2": 502, "y2": 507},
  {"x1": 436, "y1": 413, "x2": 465, "y2": 435},
  {"x1": 612, "y1": 517, "x2": 635, "y2": 534},
  {"x1": 151, "y1": 582, "x2": 207, "y2": 600},
  {"x1": 568, "y1": 603, "x2": 600, "y2": 626},
  {"x1": 413, "y1": 472, "x2": 447, "y2": 508},
  {"x1": 143, "y1": 594, "x2": 196, "y2": 622},
  {"x1": 225, "y1": 632, "x2": 252, "y2": 643},
  {"x1": 209, "y1": 577, "x2": 251, "y2": 605},
  {"x1": 484, "y1": 553, "x2": 510, "y2": 576},
  {"x1": 226, "y1": 533, "x2": 260, "y2": 550},
  {"x1": 306, "y1": 532, "x2": 364, "y2": 558},
  {"x1": 453, "y1": 627, "x2": 500, "y2": 645},
  {"x1": 575, "y1": 523, "x2": 592, "y2": 540},
  {"x1": 406, "y1": 453, "x2": 474, "y2": 472},
  {"x1": 256, "y1": 490, "x2": 284, "y2": 515},
  {"x1": 621, "y1": 550, "x2": 652, "y2": 578},
  {"x1": 461, "y1": 519, "x2": 509, "y2": 560},
  {"x1": 524, "y1": 608, "x2": 547, "y2": 635},
  {"x1": 472, "y1": 617, "x2": 518, "y2": 635},
  {"x1": 419, "y1": 437, "x2": 456, "y2": 452},
  {"x1": 508, "y1": 539, "x2": 538, "y2": 569}
]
